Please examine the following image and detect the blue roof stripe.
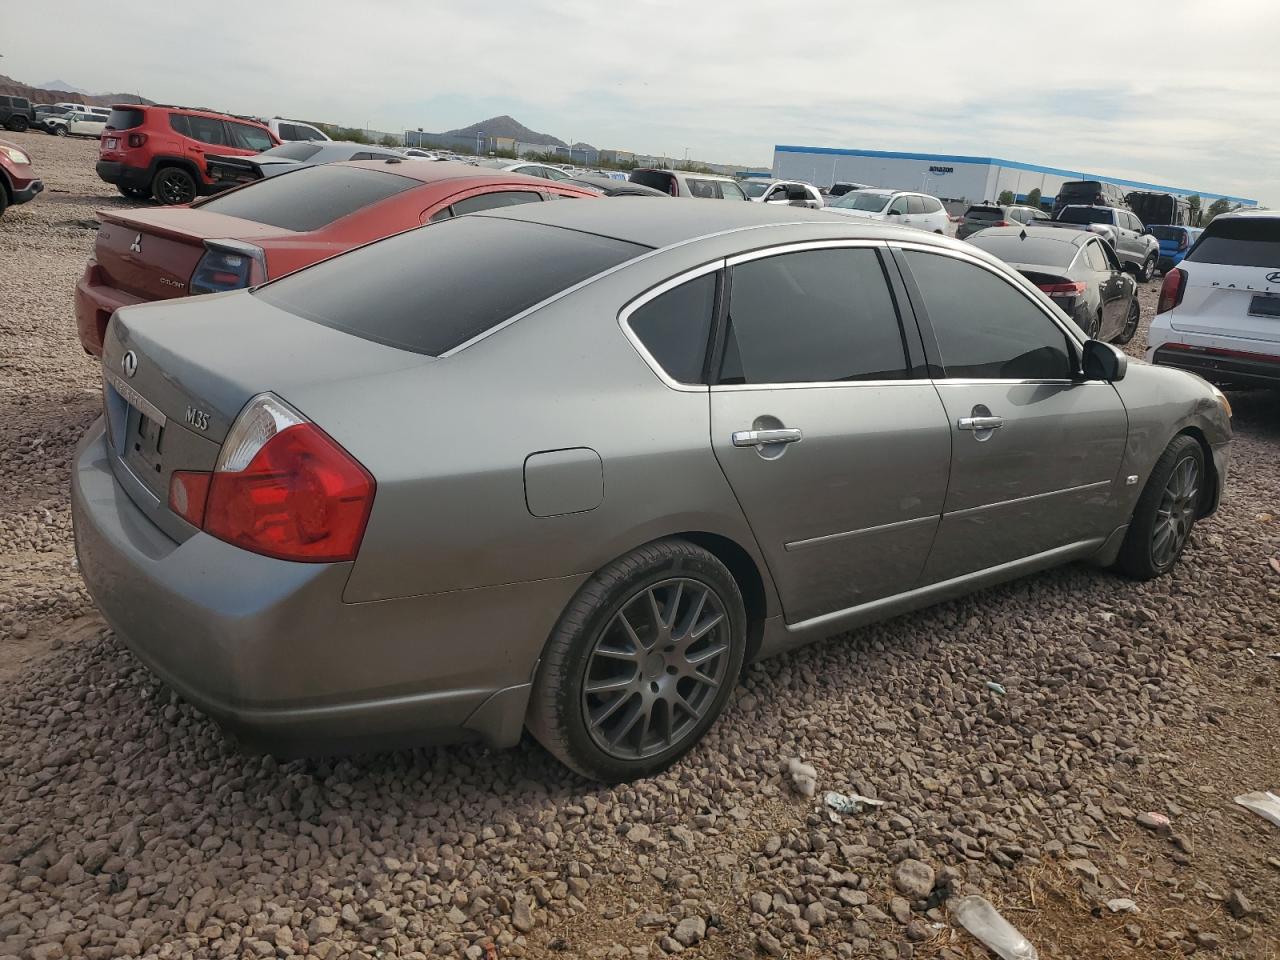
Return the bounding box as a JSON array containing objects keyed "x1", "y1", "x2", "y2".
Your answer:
[{"x1": 774, "y1": 144, "x2": 1257, "y2": 205}]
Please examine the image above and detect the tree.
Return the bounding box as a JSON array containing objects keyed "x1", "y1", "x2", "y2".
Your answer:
[
  {"x1": 379, "y1": 134, "x2": 399, "y2": 148},
  {"x1": 1204, "y1": 197, "x2": 1233, "y2": 224},
  {"x1": 1187, "y1": 194, "x2": 1202, "y2": 226},
  {"x1": 998, "y1": 189, "x2": 1015, "y2": 206},
  {"x1": 1025, "y1": 187, "x2": 1042, "y2": 209}
]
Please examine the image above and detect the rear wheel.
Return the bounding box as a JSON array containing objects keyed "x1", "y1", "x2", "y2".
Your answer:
[
  {"x1": 151, "y1": 167, "x2": 197, "y2": 205},
  {"x1": 1139, "y1": 253, "x2": 1156, "y2": 282},
  {"x1": 1085, "y1": 310, "x2": 1103, "y2": 340},
  {"x1": 528, "y1": 539, "x2": 747, "y2": 781},
  {"x1": 1113, "y1": 297, "x2": 1141, "y2": 345},
  {"x1": 7, "y1": 116, "x2": 28, "y2": 133},
  {"x1": 1114, "y1": 435, "x2": 1204, "y2": 580}
]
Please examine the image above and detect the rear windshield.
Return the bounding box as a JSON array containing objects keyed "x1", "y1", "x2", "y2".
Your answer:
[
  {"x1": 630, "y1": 170, "x2": 674, "y2": 193},
  {"x1": 195, "y1": 164, "x2": 418, "y2": 231},
  {"x1": 968, "y1": 235, "x2": 1077, "y2": 267},
  {"x1": 106, "y1": 108, "x2": 143, "y2": 130},
  {"x1": 833, "y1": 191, "x2": 891, "y2": 212},
  {"x1": 1186, "y1": 218, "x2": 1280, "y2": 267},
  {"x1": 260, "y1": 142, "x2": 324, "y2": 161},
  {"x1": 1149, "y1": 225, "x2": 1186, "y2": 242},
  {"x1": 964, "y1": 207, "x2": 1004, "y2": 221},
  {"x1": 1057, "y1": 207, "x2": 1112, "y2": 225},
  {"x1": 1059, "y1": 181, "x2": 1102, "y2": 198},
  {"x1": 255, "y1": 217, "x2": 649, "y2": 355}
]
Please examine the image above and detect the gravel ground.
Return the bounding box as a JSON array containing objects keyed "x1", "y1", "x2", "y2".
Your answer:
[{"x1": 1, "y1": 133, "x2": 1278, "y2": 960}]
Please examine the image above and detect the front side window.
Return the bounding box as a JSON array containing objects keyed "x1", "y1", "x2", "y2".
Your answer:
[
  {"x1": 888, "y1": 196, "x2": 910, "y2": 215},
  {"x1": 627, "y1": 273, "x2": 717, "y2": 384},
  {"x1": 686, "y1": 178, "x2": 717, "y2": 199},
  {"x1": 720, "y1": 180, "x2": 746, "y2": 201},
  {"x1": 719, "y1": 248, "x2": 908, "y2": 384},
  {"x1": 277, "y1": 122, "x2": 301, "y2": 140},
  {"x1": 904, "y1": 251, "x2": 1074, "y2": 380}
]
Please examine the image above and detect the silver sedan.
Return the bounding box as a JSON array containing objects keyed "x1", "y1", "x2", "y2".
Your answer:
[{"x1": 72, "y1": 200, "x2": 1232, "y2": 781}]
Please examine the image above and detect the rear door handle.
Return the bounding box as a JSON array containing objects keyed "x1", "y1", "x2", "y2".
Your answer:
[
  {"x1": 732, "y1": 428, "x2": 803, "y2": 447},
  {"x1": 957, "y1": 416, "x2": 1004, "y2": 431}
]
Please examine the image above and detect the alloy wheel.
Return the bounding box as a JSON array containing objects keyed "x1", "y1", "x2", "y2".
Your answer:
[
  {"x1": 1152, "y1": 456, "x2": 1199, "y2": 566},
  {"x1": 582, "y1": 577, "x2": 731, "y2": 760},
  {"x1": 155, "y1": 171, "x2": 195, "y2": 205}
]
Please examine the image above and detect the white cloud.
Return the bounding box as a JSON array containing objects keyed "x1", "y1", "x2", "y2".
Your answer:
[{"x1": 9, "y1": 0, "x2": 1279, "y2": 201}]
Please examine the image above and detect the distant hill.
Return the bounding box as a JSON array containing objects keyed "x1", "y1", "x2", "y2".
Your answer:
[
  {"x1": 444, "y1": 115, "x2": 583, "y2": 149},
  {"x1": 0, "y1": 75, "x2": 152, "y2": 107},
  {"x1": 39, "y1": 80, "x2": 91, "y2": 95}
]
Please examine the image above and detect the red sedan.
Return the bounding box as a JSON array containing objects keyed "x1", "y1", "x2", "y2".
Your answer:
[{"x1": 75, "y1": 160, "x2": 598, "y2": 356}]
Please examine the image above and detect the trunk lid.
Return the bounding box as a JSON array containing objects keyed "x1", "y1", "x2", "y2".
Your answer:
[
  {"x1": 95, "y1": 208, "x2": 291, "y2": 301},
  {"x1": 100, "y1": 291, "x2": 434, "y2": 539},
  {"x1": 1171, "y1": 263, "x2": 1280, "y2": 342}
]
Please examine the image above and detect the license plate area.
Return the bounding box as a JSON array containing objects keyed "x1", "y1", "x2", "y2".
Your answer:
[
  {"x1": 125, "y1": 406, "x2": 166, "y2": 482},
  {"x1": 1248, "y1": 294, "x2": 1280, "y2": 318},
  {"x1": 104, "y1": 137, "x2": 118, "y2": 149}
]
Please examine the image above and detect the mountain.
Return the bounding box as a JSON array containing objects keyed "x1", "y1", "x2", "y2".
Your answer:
[
  {"x1": 0, "y1": 75, "x2": 152, "y2": 107},
  {"x1": 444, "y1": 115, "x2": 577, "y2": 149},
  {"x1": 39, "y1": 80, "x2": 91, "y2": 96}
]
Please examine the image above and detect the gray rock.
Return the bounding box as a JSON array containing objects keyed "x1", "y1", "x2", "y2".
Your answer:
[
  {"x1": 672, "y1": 917, "x2": 705, "y2": 947},
  {"x1": 757, "y1": 931, "x2": 785, "y2": 957},
  {"x1": 1226, "y1": 889, "x2": 1254, "y2": 919},
  {"x1": 512, "y1": 898, "x2": 535, "y2": 933},
  {"x1": 892, "y1": 859, "x2": 935, "y2": 900}
]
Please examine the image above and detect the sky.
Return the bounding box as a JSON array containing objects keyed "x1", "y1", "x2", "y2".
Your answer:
[{"x1": 6, "y1": 0, "x2": 1279, "y2": 203}]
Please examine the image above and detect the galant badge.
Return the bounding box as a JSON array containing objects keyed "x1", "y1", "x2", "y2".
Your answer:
[
  {"x1": 130, "y1": 233, "x2": 142, "y2": 254},
  {"x1": 1266, "y1": 271, "x2": 1280, "y2": 284},
  {"x1": 121, "y1": 350, "x2": 138, "y2": 379}
]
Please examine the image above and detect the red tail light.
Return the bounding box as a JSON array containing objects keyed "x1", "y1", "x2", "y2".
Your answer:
[
  {"x1": 182, "y1": 395, "x2": 375, "y2": 562},
  {"x1": 168, "y1": 470, "x2": 212, "y2": 527},
  {"x1": 127, "y1": 132, "x2": 147, "y2": 148},
  {"x1": 1037, "y1": 281, "x2": 1087, "y2": 297},
  {"x1": 1177, "y1": 232, "x2": 1189, "y2": 251},
  {"x1": 1157, "y1": 268, "x2": 1187, "y2": 314},
  {"x1": 994, "y1": 220, "x2": 1012, "y2": 227}
]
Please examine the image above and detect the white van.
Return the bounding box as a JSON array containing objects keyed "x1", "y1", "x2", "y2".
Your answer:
[{"x1": 629, "y1": 168, "x2": 748, "y2": 200}]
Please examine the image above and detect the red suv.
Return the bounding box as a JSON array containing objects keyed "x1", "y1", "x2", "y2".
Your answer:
[{"x1": 96, "y1": 104, "x2": 278, "y2": 204}]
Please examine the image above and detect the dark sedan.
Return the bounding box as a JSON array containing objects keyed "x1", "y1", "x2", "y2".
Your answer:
[
  {"x1": 563, "y1": 175, "x2": 669, "y2": 197},
  {"x1": 204, "y1": 141, "x2": 406, "y2": 187},
  {"x1": 967, "y1": 226, "x2": 1140, "y2": 344}
]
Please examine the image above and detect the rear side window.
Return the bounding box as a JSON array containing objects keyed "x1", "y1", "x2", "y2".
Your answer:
[
  {"x1": 106, "y1": 108, "x2": 143, "y2": 130},
  {"x1": 908, "y1": 196, "x2": 927, "y2": 214},
  {"x1": 197, "y1": 165, "x2": 418, "y2": 231},
  {"x1": 430, "y1": 190, "x2": 543, "y2": 222},
  {"x1": 228, "y1": 121, "x2": 274, "y2": 152},
  {"x1": 277, "y1": 122, "x2": 301, "y2": 140},
  {"x1": 630, "y1": 170, "x2": 675, "y2": 195},
  {"x1": 168, "y1": 114, "x2": 191, "y2": 137},
  {"x1": 1149, "y1": 225, "x2": 1184, "y2": 242},
  {"x1": 627, "y1": 273, "x2": 717, "y2": 384},
  {"x1": 905, "y1": 251, "x2": 1073, "y2": 380},
  {"x1": 256, "y1": 217, "x2": 648, "y2": 356},
  {"x1": 719, "y1": 248, "x2": 908, "y2": 384},
  {"x1": 1185, "y1": 218, "x2": 1280, "y2": 267}
]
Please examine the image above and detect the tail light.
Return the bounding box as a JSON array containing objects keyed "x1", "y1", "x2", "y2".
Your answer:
[
  {"x1": 190, "y1": 240, "x2": 267, "y2": 295},
  {"x1": 127, "y1": 132, "x2": 147, "y2": 148},
  {"x1": 1177, "y1": 232, "x2": 1189, "y2": 251},
  {"x1": 994, "y1": 220, "x2": 1012, "y2": 227},
  {"x1": 167, "y1": 394, "x2": 375, "y2": 562},
  {"x1": 1037, "y1": 281, "x2": 1087, "y2": 298},
  {"x1": 1157, "y1": 268, "x2": 1187, "y2": 314}
]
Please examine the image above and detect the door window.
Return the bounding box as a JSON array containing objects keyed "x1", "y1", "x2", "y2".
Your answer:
[
  {"x1": 904, "y1": 251, "x2": 1075, "y2": 380},
  {"x1": 185, "y1": 115, "x2": 229, "y2": 146},
  {"x1": 228, "y1": 122, "x2": 274, "y2": 152},
  {"x1": 719, "y1": 248, "x2": 908, "y2": 384},
  {"x1": 627, "y1": 273, "x2": 717, "y2": 384},
  {"x1": 888, "y1": 196, "x2": 910, "y2": 215},
  {"x1": 720, "y1": 180, "x2": 747, "y2": 201},
  {"x1": 1082, "y1": 240, "x2": 1109, "y2": 271},
  {"x1": 451, "y1": 190, "x2": 542, "y2": 216},
  {"x1": 908, "y1": 196, "x2": 927, "y2": 215}
]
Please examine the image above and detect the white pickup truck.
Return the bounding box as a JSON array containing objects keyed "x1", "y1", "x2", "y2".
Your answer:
[{"x1": 1044, "y1": 205, "x2": 1161, "y2": 281}]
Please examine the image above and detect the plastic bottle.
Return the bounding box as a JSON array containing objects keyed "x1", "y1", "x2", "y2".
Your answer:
[{"x1": 951, "y1": 895, "x2": 1039, "y2": 960}]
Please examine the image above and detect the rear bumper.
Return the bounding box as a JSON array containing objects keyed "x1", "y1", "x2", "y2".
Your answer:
[
  {"x1": 95, "y1": 160, "x2": 151, "y2": 192},
  {"x1": 74, "y1": 261, "x2": 145, "y2": 357},
  {"x1": 1150, "y1": 343, "x2": 1280, "y2": 388},
  {"x1": 71, "y1": 420, "x2": 576, "y2": 755}
]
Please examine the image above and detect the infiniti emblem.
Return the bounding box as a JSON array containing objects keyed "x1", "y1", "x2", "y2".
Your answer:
[
  {"x1": 1267, "y1": 271, "x2": 1280, "y2": 284},
  {"x1": 130, "y1": 233, "x2": 142, "y2": 254},
  {"x1": 122, "y1": 350, "x2": 138, "y2": 378}
]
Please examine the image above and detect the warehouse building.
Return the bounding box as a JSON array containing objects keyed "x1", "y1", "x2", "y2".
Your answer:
[{"x1": 773, "y1": 145, "x2": 1257, "y2": 207}]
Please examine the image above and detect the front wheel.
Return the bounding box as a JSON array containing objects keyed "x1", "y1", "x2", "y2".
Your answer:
[
  {"x1": 151, "y1": 167, "x2": 197, "y2": 205},
  {"x1": 53, "y1": 125, "x2": 67, "y2": 137},
  {"x1": 1113, "y1": 297, "x2": 1141, "y2": 346},
  {"x1": 1114, "y1": 435, "x2": 1204, "y2": 580},
  {"x1": 1139, "y1": 253, "x2": 1156, "y2": 283},
  {"x1": 528, "y1": 539, "x2": 747, "y2": 781}
]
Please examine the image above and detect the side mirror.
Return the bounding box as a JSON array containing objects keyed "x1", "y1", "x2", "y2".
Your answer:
[
  {"x1": 1082, "y1": 339, "x2": 1127, "y2": 382},
  {"x1": 886, "y1": 209, "x2": 902, "y2": 216}
]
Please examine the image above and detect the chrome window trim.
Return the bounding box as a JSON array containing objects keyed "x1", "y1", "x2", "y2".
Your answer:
[
  {"x1": 443, "y1": 219, "x2": 866, "y2": 358},
  {"x1": 724, "y1": 237, "x2": 887, "y2": 267},
  {"x1": 712, "y1": 379, "x2": 926, "y2": 392},
  {"x1": 616, "y1": 261, "x2": 722, "y2": 394}
]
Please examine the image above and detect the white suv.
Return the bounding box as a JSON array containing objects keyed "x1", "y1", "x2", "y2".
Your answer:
[
  {"x1": 1148, "y1": 209, "x2": 1280, "y2": 388},
  {"x1": 629, "y1": 168, "x2": 748, "y2": 200},
  {"x1": 822, "y1": 188, "x2": 950, "y2": 233}
]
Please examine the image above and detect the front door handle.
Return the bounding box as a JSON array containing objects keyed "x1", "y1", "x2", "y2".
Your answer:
[
  {"x1": 732, "y1": 428, "x2": 803, "y2": 447},
  {"x1": 957, "y1": 416, "x2": 1004, "y2": 431}
]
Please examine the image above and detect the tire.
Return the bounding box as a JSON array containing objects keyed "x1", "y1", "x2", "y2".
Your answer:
[
  {"x1": 1139, "y1": 253, "x2": 1156, "y2": 283},
  {"x1": 7, "y1": 116, "x2": 29, "y2": 133},
  {"x1": 151, "y1": 166, "x2": 197, "y2": 205},
  {"x1": 1114, "y1": 435, "x2": 1204, "y2": 580},
  {"x1": 0, "y1": 186, "x2": 8, "y2": 220},
  {"x1": 116, "y1": 184, "x2": 149, "y2": 200},
  {"x1": 1113, "y1": 297, "x2": 1141, "y2": 346},
  {"x1": 528, "y1": 538, "x2": 747, "y2": 781},
  {"x1": 53, "y1": 125, "x2": 67, "y2": 137},
  {"x1": 1086, "y1": 310, "x2": 1103, "y2": 340}
]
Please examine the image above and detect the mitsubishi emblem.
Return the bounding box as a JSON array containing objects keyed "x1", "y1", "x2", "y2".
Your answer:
[
  {"x1": 122, "y1": 350, "x2": 138, "y2": 378},
  {"x1": 130, "y1": 233, "x2": 142, "y2": 254}
]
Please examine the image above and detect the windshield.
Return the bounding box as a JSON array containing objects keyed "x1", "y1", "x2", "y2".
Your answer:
[
  {"x1": 742, "y1": 182, "x2": 769, "y2": 198},
  {"x1": 834, "y1": 191, "x2": 891, "y2": 212},
  {"x1": 1058, "y1": 207, "x2": 1113, "y2": 225},
  {"x1": 260, "y1": 142, "x2": 324, "y2": 161}
]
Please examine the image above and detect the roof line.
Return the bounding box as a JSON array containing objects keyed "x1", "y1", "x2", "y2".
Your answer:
[{"x1": 773, "y1": 144, "x2": 1257, "y2": 205}]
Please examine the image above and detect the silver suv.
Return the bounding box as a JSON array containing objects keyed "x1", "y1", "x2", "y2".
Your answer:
[{"x1": 629, "y1": 168, "x2": 748, "y2": 200}]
